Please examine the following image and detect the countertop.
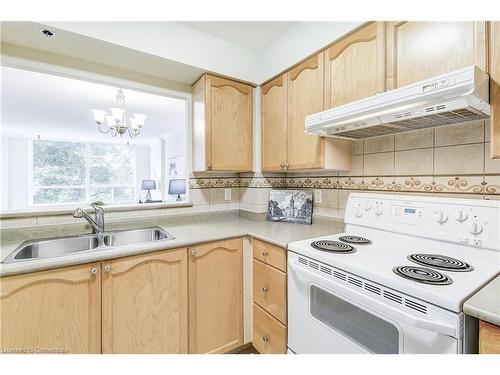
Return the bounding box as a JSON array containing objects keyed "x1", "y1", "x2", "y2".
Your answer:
[
  {"x1": 0, "y1": 216, "x2": 343, "y2": 277},
  {"x1": 464, "y1": 275, "x2": 500, "y2": 326}
]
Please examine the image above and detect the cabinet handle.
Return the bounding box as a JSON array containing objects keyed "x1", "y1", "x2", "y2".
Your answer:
[
  {"x1": 262, "y1": 251, "x2": 269, "y2": 256},
  {"x1": 280, "y1": 163, "x2": 284, "y2": 169},
  {"x1": 90, "y1": 267, "x2": 98, "y2": 275},
  {"x1": 262, "y1": 286, "x2": 269, "y2": 293},
  {"x1": 104, "y1": 265, "x2": 112, "y2": 273},
  {"x1": 191, "y1": 249, "x2": 197, "y2": 257},
  {"x1": 262, "y1": 335, "x2": 269, "y2": 342},
  {"x1": 285, "y1": 163, "x2": 289, "y2": 170},
  {"x1": 207, "y1": 163, "x2": 212, "y2": 170}
]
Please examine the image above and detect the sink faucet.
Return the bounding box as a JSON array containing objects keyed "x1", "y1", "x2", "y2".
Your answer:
[{"x1": 73, "y1": 202, "x2": 105, "y2": 246}]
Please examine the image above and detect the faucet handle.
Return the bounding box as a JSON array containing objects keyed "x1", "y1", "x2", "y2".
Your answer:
[{"x1": 72, "y1": 208, "x2": 85, "y2": 218}]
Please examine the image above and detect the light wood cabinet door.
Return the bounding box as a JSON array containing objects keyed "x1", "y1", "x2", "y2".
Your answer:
[
  {"x1": 102, "y1": 248, "x2": 188, "y2": 354},
  {"x1": 479, "y1": 321, "x2": 500, "y2": 354},
  {"x1": 253, "y1": 303, "x2": 287, "y2": 354},
  {"x1": 262, "y1": 74, "x2": 288, "y2": 172},
  {"x1": 253, "y1": 259, "x2": 287, "y2": 324},
  {"x1": 386, "y1": 21, "x2": 488, "y2": 89},
  {"x1": 287, "y1": 53, "x2": 325, "y2": 170},
  {"x1": 0, "y1": 263, "x2": 101, "y2": 354},
  {"x1": 325, "y1": 22, "x2": 385, "y2": 109},
  {"x1": 490, "y1": 21, "x2": 500, "y2": 159},
  {"x1": 193, "y1": 74, "x2": 253, "y2": 172},
  {"x1": 188, "y1": 238, "x2": 243, "y2": 353}
]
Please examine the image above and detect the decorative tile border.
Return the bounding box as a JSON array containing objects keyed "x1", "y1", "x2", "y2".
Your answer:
[{"x1": 190, "y1": 174, "x2": 500, "y2": 196}]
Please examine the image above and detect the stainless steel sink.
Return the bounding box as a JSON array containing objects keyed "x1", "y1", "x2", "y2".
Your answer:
[
  {"x1": 2, "y1": 235, "x2": 100, "y2": 263},
  {"x1": 2, "y1": 227, "x2": 174, "y2": 264},
  {"x1": 103, "y1": 227, "x2": 174, "y2": 247}
]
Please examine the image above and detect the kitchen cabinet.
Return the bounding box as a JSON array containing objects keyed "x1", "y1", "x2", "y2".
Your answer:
[
  {"x1": 490, "y1": 21, "x2": 500, "y2": 159},
  {"x1": 386, "y1": 21, "x2": 488, "y2": 89},
  {"x1": 193, "y1": 74, "x2": 253, "y2": 172},
  {"x1": 261, "y1": 53, "x2": 352, "y2": 171},
  {"x1": 261, "y1": 74, "x2": 288, "y2": 171},
  {"x1": 479, "y1": 321, "x2": 500, "y2": 354},
  {"x1": 188, "y1": 238, "x2": 243, "y2": 353},
  {"x1": 0, "y1": 263, "x2": 101, "y2": 354},
  {"x1": 324, "y1": 22, "x2": 385, "y2": 109},
  {"x1": 252, "y1": 239, "x2": 287, "y2": 354},
  {"x1": 102, "y1": 248, "x2": 188, "y2": 354}
]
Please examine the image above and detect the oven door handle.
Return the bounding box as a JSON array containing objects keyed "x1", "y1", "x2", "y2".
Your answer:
[{"x1": 289, "y1": 261, "x2": 458, "y2": 337}]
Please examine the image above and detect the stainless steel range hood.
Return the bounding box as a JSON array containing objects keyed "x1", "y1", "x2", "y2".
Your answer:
[{"x1": 305, "y1": 66, "x2": 490, "y2": 139}]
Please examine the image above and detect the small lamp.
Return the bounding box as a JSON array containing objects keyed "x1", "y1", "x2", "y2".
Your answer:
[
  {"x1": 141, "y1": 179, "x2": 156, "y2": 202},
  {"x1": 168, "y1": 179, "x2": 186, "y2": 202}
]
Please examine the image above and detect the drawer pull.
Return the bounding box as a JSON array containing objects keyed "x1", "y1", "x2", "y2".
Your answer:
[
  {"x1": 262, "y1": 251, "x2": 270, "y2": 256},
  {"x1": 90, "y1": 267, "x2": 98, "y2": 275},
  {"x1": 262, "y1": 287, "x2": 269, "y2": 293},
  {"x1": 262, "y1": 335, "x2": 269, "y2": 342}
]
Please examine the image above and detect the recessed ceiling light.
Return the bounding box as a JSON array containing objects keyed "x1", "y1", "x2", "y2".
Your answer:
[{"x1": 39, "y1": 28, "x2": 55, "y2": 38}]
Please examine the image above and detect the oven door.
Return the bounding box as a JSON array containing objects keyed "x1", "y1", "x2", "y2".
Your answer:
[{"x1": 287, "y1": 256, "x2": 459, "y2": 354}]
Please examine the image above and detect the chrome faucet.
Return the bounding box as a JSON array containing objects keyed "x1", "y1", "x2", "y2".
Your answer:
[{"x1": 73, "y1": 202, "x2": 105, "y2": 246}]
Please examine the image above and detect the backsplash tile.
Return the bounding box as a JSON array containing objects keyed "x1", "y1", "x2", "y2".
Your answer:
[{"x1": 434, "y1": 143, "x2": 484, "y2": 175}]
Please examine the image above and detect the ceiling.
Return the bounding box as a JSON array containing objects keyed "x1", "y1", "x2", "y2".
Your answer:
[
  {"x1": 1, "y1": 66, "x2": 186, "y2": 144},
  {"x1": 180, "y1": 22, "x2": 296, "y2": 52}
]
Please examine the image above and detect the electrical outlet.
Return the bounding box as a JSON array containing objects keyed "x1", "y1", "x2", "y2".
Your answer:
[
  {"x1": 314, "y1": 189, "x2": 322, "y2": 204},
  {"x1": 224, "y1": 188, "x2": 232, "y2": 201}
]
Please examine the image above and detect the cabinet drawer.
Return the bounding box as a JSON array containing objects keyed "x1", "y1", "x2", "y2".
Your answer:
[
  {"x1": 253, "y1": 303, "x2": 287, "y2": 354},
  {"x1": 252, "y1": 238, "x2": 287, "y2": 272},
  {"x1": 253, "y1": 259, "x2": 286, "y2": 324}
]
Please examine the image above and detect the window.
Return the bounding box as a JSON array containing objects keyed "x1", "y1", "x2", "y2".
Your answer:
[{"x1": 31, "y1": 139, "x2": 135, "y2": 206}]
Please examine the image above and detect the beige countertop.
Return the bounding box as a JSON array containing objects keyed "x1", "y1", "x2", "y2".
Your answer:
[
  {"x1": 0, "y1": 216, "x2": 343, "y2": 277},
  {"x1": 464, "y1": 275, "x2": 500, "y2": 326}
]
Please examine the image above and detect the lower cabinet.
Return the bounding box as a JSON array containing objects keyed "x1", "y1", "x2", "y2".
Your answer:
[
  {"x1": 102, "y1": 248, "x2": 188, "y2": 354},
  {"x1": 479, "y1": 321, "x2": 500, "y2": 354},
  {"x1": 0, "y1": 263, "x2": 101, "y2": 354},
  {"x1": 188, "y1": 238, "x2": 244, "y2": 353},
  {"x1": 252, "y1": 239, "x2": 288, "y2": 353}
]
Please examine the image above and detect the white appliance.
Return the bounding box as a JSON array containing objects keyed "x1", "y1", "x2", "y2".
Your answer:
[
  {"x1": 287, "y1": 193, "x2": 500, "y2": 354},
  {"x1": 305, "y1": 65, "x2": 490, "y2": 140}
]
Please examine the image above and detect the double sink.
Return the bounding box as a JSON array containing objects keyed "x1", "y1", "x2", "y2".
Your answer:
[{"x1": 2, "y1": 227, "x2": 174, "y2": 264}]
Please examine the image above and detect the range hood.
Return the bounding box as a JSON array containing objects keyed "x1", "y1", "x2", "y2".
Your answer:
[{"x1": 305, "y1": 66, "x2": 490, "y2": 139}]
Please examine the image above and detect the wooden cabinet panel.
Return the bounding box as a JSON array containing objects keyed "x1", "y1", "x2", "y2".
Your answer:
[
  {"x1": 287, "y1": 53, "x2": 325, "y2": 170},
  {"x1": 0, "y1": 263, "x2": 101, "y2": 354},
  {"x1": 252, "y1": 238, "x2": 287, "y2": 272},
  {"x1": 102, "y1": 248, "x2": 188, "y2": 354},
  {"x1": 253, "y1": 259, "x2": 287, "y2": 324},
  {"x1": 189, "y1": 238, "x2": 243, "y2": 353},
  {"x1": 253, "y1": 303, "x2": 287, "y2": 354},
  {"x1": 262, "y1": 74, "x2": 288, "y2": 171},
  {"x1": 386, "y1": 21, "x2": 487, "y2": 89},
  {"x1": 490, "y1": 21, "x2": 500, "y2": 159},
  {"x1": 324, "y1": 22, "x2": 385, "y2": 109},
  {"x1": 193, "y1": 74, "x2": 253, "y2": 172},
  {"x1": 479, "y1": 321, "x2": 500, "y2": 354}
]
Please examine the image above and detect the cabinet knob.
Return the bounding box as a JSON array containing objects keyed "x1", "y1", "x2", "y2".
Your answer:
[
  {"x1": 262, "y1": 335, "x2": 269, "y2": 342},
  {"x1": 262, "y1": 286, "x2": 269, "y2": 293},
  {"x1": 280, "y1": 163, "x2": 284, "y2": 169},
  {"x1": 285, "y1": 163, "x2": 289, "y2": 170},
  {"x1": 207, "y1": 163, "x2": 212, "y2": 170},
  {"x1": 191, "y1": 249, "x2": 197, "y2": 257},
  {"x1": 104, "y1": 265, "x2": 112, "y2": 273},
  {"x1": 90, "y1": 267, "x2": 98, "y2": 275},
  {"x1": 262, "y1": 251, "x2": 269, "y2": 256}
]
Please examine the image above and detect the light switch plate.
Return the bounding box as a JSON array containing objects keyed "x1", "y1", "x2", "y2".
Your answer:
[
  {"x1": 224, "y1": 188, "x2": 231, "y2": 201},
  {"x1": 314, "y1": 189, "x2": 322, "y2": 204}
]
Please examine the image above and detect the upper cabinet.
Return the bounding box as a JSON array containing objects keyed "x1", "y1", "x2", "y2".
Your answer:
[
  {"x1": 490, "y1": 21, "x2": 500, "y2": 159},
  {"x1": 324, "y1": 22, "x2": 385, "y2": 109},
  {"x1": 261, "y1": 54, "x2": 352, "y2": 172},
  {"x1": 193, "y1": 74, "x2": 253, "y2": 172},
  {"x1": 386, "y1": 22, "x2": 488, "y2": 89}
]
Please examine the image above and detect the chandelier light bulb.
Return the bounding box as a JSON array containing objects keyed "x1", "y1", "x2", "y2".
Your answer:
[
  {"x1": 110, "y1": 107, "x2": 125, "y2": 123},
  {"x1": 105, "y1": 115, "x2": 116, "y2": 129},
  {"x1": 132, "y1": 114, "x2": 146, "y2": 128},
  {"x1": 130, "y1": 117, "x2": 139, "y2": 130},
  {"x1": 92, "y1": 109, "x2": 107, "y2": 124}
]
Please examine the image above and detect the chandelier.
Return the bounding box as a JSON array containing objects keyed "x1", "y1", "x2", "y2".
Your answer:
[{"x1": 91, "y1": 88, "x2": 146, "y2": 138}]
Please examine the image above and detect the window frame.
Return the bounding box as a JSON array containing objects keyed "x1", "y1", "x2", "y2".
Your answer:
[{"x1": 29, "y1": 137, "x2": 137, "y2": 207}]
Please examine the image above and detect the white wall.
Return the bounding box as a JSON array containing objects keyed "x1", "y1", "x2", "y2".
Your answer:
[
  {"x1": 4, "y1": 137, "x2": 30, "y2": 210},
  {"x1": 1, "y1": 137, "x2": 10, "y2": 210}
]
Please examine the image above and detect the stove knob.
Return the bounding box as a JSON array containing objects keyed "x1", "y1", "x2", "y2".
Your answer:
[
  {"x1": 468, "y1": 221, "x2": 483, "y2": 235},
  {"x1": 354, "y1": 207, "x2": 363, "y2": 218},
  {"x1": 363, "y1": 201, "x2": 372, "y2": 211},
  {"x1": 374, "y1": 204, "x2": 384, "y2": 216},
  {"x1": 434, "y1": 210, "x2": 448, "y2": 224},
  {"x1": 455, "y1": 209, "x2": 468, "y2": 222}
]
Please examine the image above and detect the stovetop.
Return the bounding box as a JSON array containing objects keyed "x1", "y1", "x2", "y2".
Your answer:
[{"x1": 288, "y1": 229, "x2": 500, "y2": 312}]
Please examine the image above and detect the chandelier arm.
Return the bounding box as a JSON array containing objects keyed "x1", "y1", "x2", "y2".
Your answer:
[{"x1": 97, "y1": 122, "x2": 111, "y2": 134}]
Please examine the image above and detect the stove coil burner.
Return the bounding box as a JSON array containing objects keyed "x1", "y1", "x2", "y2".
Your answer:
[
  {"x1": 339, "y1": 235, "x2": 372, "y2": 245},
  {"x1": 311, "y1": 240, "x2": 356, "y2": 254},
  {"x1": 408, "y1": 254, "x2": 473, "y2": 272},
  {"x1": 393, "y1": 266, "x2": 453, "y2": 285}
]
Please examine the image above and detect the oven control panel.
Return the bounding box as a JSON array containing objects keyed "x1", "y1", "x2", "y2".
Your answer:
[{"x1": 345, "y1": 193, "x2": 500, "y2": 250}]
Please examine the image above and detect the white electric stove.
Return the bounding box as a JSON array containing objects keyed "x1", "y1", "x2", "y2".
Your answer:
[{"x1": 287, "y1": 193, "x2": 500, "y2": 354}]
